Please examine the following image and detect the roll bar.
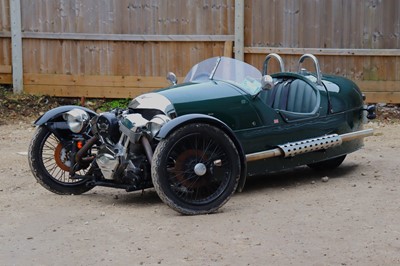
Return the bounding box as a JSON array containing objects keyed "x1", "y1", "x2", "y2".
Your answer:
[
  {"x1": 298, "y1": 54, "x2": 322, "y2": 85},
  {"x1": 262, "y1": 53, "x2": 285, "y2": 76}
]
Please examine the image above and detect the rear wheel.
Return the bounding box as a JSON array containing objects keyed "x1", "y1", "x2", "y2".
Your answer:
[
  {"x1": 307, "y1": 155, "x2": 346, "y2": 171},
  {"x1": 151, "y1": 123, "x2": 240, "y2": 215},
  {"x1": 28, "y1": 126, "x2": 94, "y2": 195}
]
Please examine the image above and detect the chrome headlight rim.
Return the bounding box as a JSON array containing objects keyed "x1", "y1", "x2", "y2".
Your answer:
[{"x1": 63, "y1": 108, "x2": 90, "y2": 133}]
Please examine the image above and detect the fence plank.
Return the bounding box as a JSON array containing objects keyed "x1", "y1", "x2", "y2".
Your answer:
[
  {"x1": 23, "y1": 73, "x2": 187, "y2": 98},
  {"x1": 223, "y1": 41, "x2": 233, "y2": 57},
  {"x1": 363, "y1": 92, "x2": 400, "y2": 104},
  {"x1": 244, "y1": 47, "x2": 400, "y2": 57},
  {"x1": 357, "y1": 81, "x2": 400, "y2": 92},
  {"x1": 0, "y1": 74, "x2": 12, "y2": 84},
  {"x1": 24, "y1": 85, "x2": 156, "y2": 98},
  {"x1": 21, "y1": 32, "x2": 235, "y2": 42},
  {"x1": 0, "y1": 65, "x2": 12, "y2": 73},
  {"x1": 23, "y1": 73, "x2": 186, "y2": 88}
]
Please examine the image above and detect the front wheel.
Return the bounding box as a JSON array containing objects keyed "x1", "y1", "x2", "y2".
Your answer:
[
  {"x1": 151, "y1": 123, "x2": 240, "y2": 215},
  {"x1": 28, "y1": 126, "x2": 94, "y2": 195}
]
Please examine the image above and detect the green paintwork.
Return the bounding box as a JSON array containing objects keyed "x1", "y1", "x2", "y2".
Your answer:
[
  {"x1": 156, "y1": 71, "x2": 365, "y2": 176},
  {"x1": 157, "y1": 81, "x2": 263, "y2": 130},
  {"x1": 322, "y1": 73, "x2": 364, "y2": 113}
]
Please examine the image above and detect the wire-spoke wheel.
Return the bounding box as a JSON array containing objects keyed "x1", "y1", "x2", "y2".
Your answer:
[
  {"x1": 152, "y1": 123, "x2": 240, "y2": 215},
  {"x1": 28, "y1": 126, "x2": 94, "y2": 195}
]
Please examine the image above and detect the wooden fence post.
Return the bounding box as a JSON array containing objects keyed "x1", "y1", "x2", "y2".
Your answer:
[
  {"x1": 10, "y1": 0, "x2": 23, "y2": 93},
  {"x1": 234, "y1": 0, "x2": 244, "y2": 61}
]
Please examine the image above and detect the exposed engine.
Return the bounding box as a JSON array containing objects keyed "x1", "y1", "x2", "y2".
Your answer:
[
  {"x1": 91, "y1": 110, "x2": 170, "y2": 189},
  {"x1": 61, "y1": 92, "x2": 174, "y2": 191}
]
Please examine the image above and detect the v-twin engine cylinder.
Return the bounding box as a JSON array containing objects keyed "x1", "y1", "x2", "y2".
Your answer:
[
  {"x1": 96, "y1": 145, "x2": 120, "y2": 180},
  {"x1": 96, "y1": 131, "x2": 130, "y2": 180}
]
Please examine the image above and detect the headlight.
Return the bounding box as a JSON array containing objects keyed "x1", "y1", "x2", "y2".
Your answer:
[
  {"x1": 63, "y1": 109, "x2": 90, "y2": 133},
  {"x1": 147, "y1": 114, "x2": 171, "y2": 137}
]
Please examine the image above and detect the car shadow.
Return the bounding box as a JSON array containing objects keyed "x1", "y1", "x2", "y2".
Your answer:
[
  {"x1": 241, "y1": 163, "x2": 360, "y2": 194},
  {"x1": 81, "y1": 188, "x2": 163, "y2": 208},
  {"x1": 79, "y1": 163, "x2": 360, "y2": 208},
  {"x1": 116, "y1": 190, "x2": 163, "y2": 205}
]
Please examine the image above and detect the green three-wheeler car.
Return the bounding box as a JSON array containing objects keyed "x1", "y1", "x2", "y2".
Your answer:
[{"x1": 29, "y1": 53, "x2": 376, "y2": 214}]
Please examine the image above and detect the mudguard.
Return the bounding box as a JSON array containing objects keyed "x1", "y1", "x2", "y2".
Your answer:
[
  {"x1": 34, "y1": 105, "x2": 97, "y2": 126},
  {"x1": 156, "y1": 114, "x2": 248, "y2": 192},
  {"x1": 33, "y1": 105, "x2": 97, "y2": 141}
]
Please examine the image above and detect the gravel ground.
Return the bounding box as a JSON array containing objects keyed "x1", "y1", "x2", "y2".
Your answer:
[{"x1": 0, "y1": 120, "x2": 399, "y2": 265}]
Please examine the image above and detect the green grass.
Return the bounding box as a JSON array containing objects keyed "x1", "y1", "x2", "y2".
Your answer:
[{"x1": 98, "y1": 98, "x2": 131, "y2": 111}]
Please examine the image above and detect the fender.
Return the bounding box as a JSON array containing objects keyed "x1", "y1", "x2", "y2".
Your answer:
[
  {"x1": 156, "y1": 114, "x2": 248, "y2": 192},
  {"x1": 33, "y1": 105, "x2": 97, "y2": 142},
  {"x1": 34, "y1": 105, "x2": 97, "y2": 126}
]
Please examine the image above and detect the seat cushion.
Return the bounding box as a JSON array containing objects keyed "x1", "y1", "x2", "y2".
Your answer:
[
  {"x1": 286, "y1": 79, "x2": 318, "y2": 113},
  {"x1": 263, "y1": 78, "x2": 318, "y2": 114}
]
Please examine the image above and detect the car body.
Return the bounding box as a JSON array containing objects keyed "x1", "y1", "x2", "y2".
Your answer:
[
  {"x1": 29, "y1": 53, "x2": 376, "y2": 215},
  {"x1": 135, "y1": 54, "x2": 374, "y2": 177}
]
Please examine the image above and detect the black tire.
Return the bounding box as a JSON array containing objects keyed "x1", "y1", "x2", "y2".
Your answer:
[
  {"x1": 28, "y1": 126, "x2": 94, "y2": 195},
  {"x1": 307, "y1": 155, "x2": 347, "y2": 171},
  {"x1": 151, "y1": 123, "x2": 240, "y2": 215}
]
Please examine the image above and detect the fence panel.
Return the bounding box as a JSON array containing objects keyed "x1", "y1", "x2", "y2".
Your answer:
[
  {"x1": 0, "y1": 0, "x2": 399, "y2": 102},
  {"x1": 244, "y1": 0, "x2": 400, "y2": 103},
  {"x1": 16, "y1": 0, "x2": 235, "y2": 97}
]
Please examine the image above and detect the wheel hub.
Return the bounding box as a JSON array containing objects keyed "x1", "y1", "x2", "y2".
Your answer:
[
  {"x1": 174, "y1": 149, "x2": 209, "y2": 188},
  {"x1": 54, "y1": 143, "x2": 71, "y2": 171},
  {"x1": 194, "y1": 163, "x2": 207, "y2": 176}
]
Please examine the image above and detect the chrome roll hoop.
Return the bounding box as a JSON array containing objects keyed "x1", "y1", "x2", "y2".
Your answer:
[
  {"x1": 298, "y1": 54, "x2": 322, "y2": 85},
  {"x1": 262, "y1": 53, "x2": 285, "y2": 76}
]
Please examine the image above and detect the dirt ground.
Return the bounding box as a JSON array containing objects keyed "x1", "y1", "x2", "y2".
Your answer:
[
  {"x1": 0, "y1": 120, "x2": 399, "y2": 265},
  {"x1": 0, "y1": 87, "x2": 400, "y2": 265}
]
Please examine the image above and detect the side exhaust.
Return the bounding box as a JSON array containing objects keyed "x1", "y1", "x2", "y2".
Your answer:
[{"x1": 244, "y1": 128, "x2": 373, "y2": 162}]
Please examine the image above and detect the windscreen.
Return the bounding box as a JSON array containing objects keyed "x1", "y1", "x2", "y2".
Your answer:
[{"x1": 184, "y1": 57, "x2": 262, "y2": 95}]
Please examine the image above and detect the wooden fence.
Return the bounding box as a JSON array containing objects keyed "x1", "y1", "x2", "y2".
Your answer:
[
  {"x1": 0, "y1": 0, "x2": 399, "y2": 103},
  {"x1": 244, "y1": 0, "x2": 400, "y2": 103},
  {"x1": 0, "y1": 0, "x2": 12, "y2": 84}
]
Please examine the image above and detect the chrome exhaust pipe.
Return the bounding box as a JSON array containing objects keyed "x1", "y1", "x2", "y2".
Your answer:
[{"x1": 244, "y1": 128, "x2": 373, "y2": 162}]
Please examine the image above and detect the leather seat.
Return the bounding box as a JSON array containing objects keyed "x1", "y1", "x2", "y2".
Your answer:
[{"x1": 263, "y1": 78, "x2": 318, "y2": 114}]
